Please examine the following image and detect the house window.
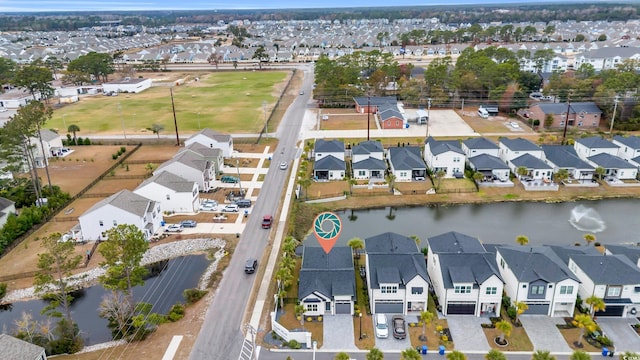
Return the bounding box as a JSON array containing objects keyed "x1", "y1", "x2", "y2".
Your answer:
[
  {"x1": 381, "y1": 285, "x2": 398, "y2": 294},
  {"x1": 326, "y1": 302, "x2": 331, "y2": 311},
  {"x1": 166, "y1": 194, "x2": 171, "y2": 200},
  {"x1": 306, "y1": 304, "x2": 318, "y2": 312},
  {"x1": 559, "y1": 121, "x2": 565, "y2": 126},
  {"x1": 486, "y1": 287, "x2": 497, "y2": 295},
  {"x1": 606, "y1": 286, "x2": 622, "y2": 297},
  {"x1": 634, "y1": 286, "x2": 640, "y2": 293},
  {"x1": 530, "y1": 285, "x2": 545, "y2": 295},
  {"x1": 358, "y1": 170, "x2": 366, "y2": 176},
  {"x1": 454, "y1": 285, "x2": 471, "y2": 294},
  {"x1": 99, "y1": 221, "x2": 104, "y2": 226},
  {"x1": 560, "y1": 285, "x2": 573, "y2": 294},
  {"x1": 412, "y1": 287, "x2": 424, "y2": 295},
  {"x1": 500, "y1": 258, "x2": 505, "y2": 269}
]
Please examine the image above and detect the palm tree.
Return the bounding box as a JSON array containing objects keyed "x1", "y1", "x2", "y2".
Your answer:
[
  {"x1": 495, "y1": 319, "x2": 512, "y2": 344},
  {"x1": 401, "y1": 347, "x2": 421, "y2": 360},
  {"x1": 485, "y1": 349, "x2": 507, "y2": 360},
  {"x1": 517, "y1": 166, "x2": 529, "y2": 179},
  {"x1": 515, "y1": 235, "x2": 529, "y2": 246},
  {"x1": 298, "y1": 177, "x2": 311, "y2": 200},
  {"x1": 335, "y1": 352, "x2": 351, "y2": 360},
  {"x1": 148, "y1": 123, "x2": 164, "y2": 139},
  {"x1": 367, "y1": 347, "x2": 384, "y2": 360},
  {"x1": 594, "y1": 166, "x2": 605, "y2": 180},
  {"x1": 347, "y1": 238, "x2": 364, "y2": 265},
  {"x1": 583, "y1": 233, "x2": 596, "y2": 246},
  {"x1": 513, "y1": 301, "x2": 528, "y2": 325},
  {"x1": 473, "y1": 172, "x2": 484, "y2": 183},
  {"x1": 277, "y1": 288, "x2": 287, "y2": 310},
  {"x1": 584, "y1": 296, "x2": 606, "y2": 319},
  {"x1": 348, "y1": 178, "x2": 357, "y2": 195},
  {"x1": 570, "y1": 350, "x2": 592, "y2": 360},
  {"x1": 531, "y1": 350, "x2": 556, "y2": 360},
  {"x1": 386, "y1": 206, "x2": 396, "y2": 220},
  {"x1": 446, "y1": 350, "x2": 468, "y2": 360},
  {"x1": 294, "y1": 304, "x2": 306, "y2": 330},
  {"x1": 67, "y1": 124, "x2": 80, "y2": 145},
  {"x1": 419, "y1": 310, "x2": 434, "y2": 341},
  {"x1": 435, "y1": 169, "x2": 446, "y2": 190},
  {"x1": 554, "y1": 168, "x2": 569, "y2": 184},
  {"x1": 572, "y1": 314, "x2": 596, "y2": 347}
]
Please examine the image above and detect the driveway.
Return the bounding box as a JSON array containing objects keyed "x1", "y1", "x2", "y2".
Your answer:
[
  {"x1": 446, "y1": 316, "x2": 491, "y2": 352},
  {"x1": 519, "y1": 315, "x2": 571, "y2": 352},
  {"x1": 323, "y1": 315, "x2": 356, "y2": 351},
  {"x1": 596, "y1": 317, "x2": 640, "y2": 352},
  {"x1": 373, "y1": 314, "x2": 411, "y2": 351}
]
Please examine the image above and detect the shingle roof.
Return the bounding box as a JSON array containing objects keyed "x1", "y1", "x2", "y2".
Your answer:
[
  {"x1": 352, "y1": 157, "x2": 386, "y2": 170},
  {"x1": 177, "y1": 142, "x2": 222, "y2": 158},
  {"x1": 534, "y1": 102, "x2": 602, "y2": 115},
  {"x1": 368, "y1": 253, "x2": 428, "y2": 288},
  {"x1": 0, "y1": 196, "x2": 14, "y2": 209},
  {"x1": 463, "y1": 137, "x2": 499, "y2": 150},
  {"x1": 499, "y1": 137, "x2": 541, "y2": 152},
  {"x1": 426, "y1": 137, "x2": 464, "y2": 156},
  {"x1": 83, "y1": 189, "x2": 153, "y2": 217},
  {"x1": 352, "y1": 140, "x2": 383, "y2": 155},
  {"x1": 576, "y1": 136, "x2": 618, "y2": 149},
  {"x1": 314, "y1": 139, "x2": 344, "y2": 153},
  {"x1": 427, "y1": 231, "x2": 487, "y2": 254},
  {"x1": 379, "y1": 105, "x2": 404, "y2": 121},
  {"x1": 137, "y1": 171, "x2": 195, "y2": 192},
  {"x1": 39, "y1": 128, "x2": 61, "y2": 142},
  {"x1": 193, "y1": 128, "x2": 231, "y2": 142},
  {"x1": 0, "y1": 334, "x2": 45, "y2": 360},
  {"x1": 438, "y1": 253, "x2": 502, "y2": 288},
  {"x1": 314, "y1": 155, "x2": 346, "y2": 171},
  {"x1": 605, "y1": 244, "x2": 640, "y2": 266},
  {"x1": 541, "y1": 145, "x2": 594, "y2": 169},
  {"x1": 298, "y1": 246, "x2": 355, "y2": 299},
  {"x1": 546, "y1": 244, "x2": 600, "y2": 264},
  {"x1": 497, "y1": 245, "x2": 579, "y2": 283},
  {"x1": 571, "y1": 254, "x2": 640, "y2": 284},
  {"x1": 587, "y1": 153, "x2": 634, "y2": 169},
  {"x1": 365, "y1": 232, "x2": 420, "y2": 254},
  {"x1": 353, "y1": 96, "x2": 397, "y2": 107},
  {"x1": 468, "y1": 154, "x2": 509, "y2": 170},
  {"x1": 388, "y1": 146, "x2": 425, "y2": 170},
  {"x1": 511, "y1": 153, "x2": 552, "y2": 170},
  {"x1": 157, "y1": 151, "x2": 209, "y2": 172},
  {"x1": 613, "y1": 135, "x2": 640, "y2": 149}
]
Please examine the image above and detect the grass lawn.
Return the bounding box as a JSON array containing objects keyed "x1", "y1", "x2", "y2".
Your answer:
[
  {"x1": 47, "y1": 71, "x2": 289, "y2": 135},
  {"x1": 354, "y1": 258, "x2": 375, "y2": 350},
  {"x1": 437, "y1": 178, "x2": 478, "y2": 192},
  {"x1": 483, "y1": 326, "x2": 534, "y2": 351},
  {"x1": 558, "y1": 328, "x2": 601, "y2": 352},
  {"x1": 306, "y1": 181, "x2": 349, "y2": 200}
]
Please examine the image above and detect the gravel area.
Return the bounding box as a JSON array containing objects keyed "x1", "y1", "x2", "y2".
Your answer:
[{"x1": 3, "y1": 238, "x2": 226, "y2": 304}]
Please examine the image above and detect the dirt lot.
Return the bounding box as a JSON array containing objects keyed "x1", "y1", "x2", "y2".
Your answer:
[{"x1": 319, "y1": 110, "x2": 377, "y2": 131}]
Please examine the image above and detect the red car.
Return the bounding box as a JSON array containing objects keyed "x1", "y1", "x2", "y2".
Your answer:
[{"x1": 262, "y1": 215, "x2": 273, "y2": 229}]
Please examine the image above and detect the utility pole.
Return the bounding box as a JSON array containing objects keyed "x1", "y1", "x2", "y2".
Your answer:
[
  {"x1": 262, "y1": 100, "x2": 268, "y2": 136},
  {"x1": 118, "y1": 102, "x2": 126, "y2": 140},
  {"x1": 367, "y1": 94, "x2": 371, "y2": 141},
  {"x1": 427, "y1": 98, "x2": 432, "y2": 138},
  {"x1": 561, "y1": 92, "x2": 571, "y2": 145},
  {"x1": 170, "y1": 87, "x2": 180, "y2": 146},
  {"x1": 609, "y1": 95, "x2": 619, "y2": 135}
]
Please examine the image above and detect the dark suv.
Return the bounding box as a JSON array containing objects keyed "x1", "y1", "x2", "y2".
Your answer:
[
  {"x1": 244, "y1": 258, "x2": 258, "y2": 274},
  {"x1": 235, "y1": 199, "x2": 252, "y2": 208}
]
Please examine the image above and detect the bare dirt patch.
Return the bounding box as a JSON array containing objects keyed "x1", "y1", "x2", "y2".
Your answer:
[
  {"x1": 124, "y1": 145, "x2": 178, "y2": 163},
  {"x1": 319, "y1": 112, "x2": 377, "y2": 131},
  {"x1": 85, "y1": 178, "x2": 144, "y2": 195}
]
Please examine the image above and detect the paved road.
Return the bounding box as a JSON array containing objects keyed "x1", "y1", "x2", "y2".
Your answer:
[
  {"x1": 188, "y1": 64, "x2": 314, "y2": 360},
  {"x1": 257, "y1": 350, "x2": 586, "y2": 360}
]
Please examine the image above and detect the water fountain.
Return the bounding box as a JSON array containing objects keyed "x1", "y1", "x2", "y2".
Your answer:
[{"x1": 568, "y1": 205, "x2": 606, "y2": 233}]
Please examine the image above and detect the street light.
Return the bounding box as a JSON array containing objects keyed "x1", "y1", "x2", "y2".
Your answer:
[
  {"x1": 262, "y1": 100, "x2": 268, "y2": 136},
  {"x1": 312, "y1": 340, "x2": 317, "y2": 360},
  {"x1": 359, "y1": 312, "x2": 363, "y2": 340}
]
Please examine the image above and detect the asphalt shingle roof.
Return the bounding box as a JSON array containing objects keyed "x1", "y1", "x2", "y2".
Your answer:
[
  {"x1": 427, "y1": 231, "x2": 487, "y2": 254},
  {"x1": 0, "y1": 334, "x2": 45, "y2": 360},
  {"x1": 194, "y1": 128, "x2": 231, "y2": 142},
  {"x1": 352, "y1": 140, "x2": 383, "y2": 155},
  {"x1": 571, "y1": 254, "x2": 640, "y2": 284},
  {"x1": 388, "y1": 146, "x2": 425, "y2": 170},
  {"x1": 137, "y1": 171, "x2": 195, "y2": 192},
  {"x1": 497, "y1": 245, "x2": 579, "y2": 283},
  {"x1": 438, "y1": 253, "x2": 502, "y2": 288},
  {"x1": 469, "y1": 154, "x2": 509, "y2": 170},
  {"x1": 541, "y1": 145, "x2": 594, "y2": 169},
  {"x1": 83, "y1": 189, "x2": 154, "y2": 218},
  {"x1": 605, "y1": 245, "x2": 640, "y2": 266},
  {"x1": 0, "y1": 196, "x2": 14, "y2": 209},
  {"x1": 314, "y1": 155, "x2": 346, "y2": 171},
  {"x1": 613, "y1": 135, "x2": 640, "y2": 149},
  {"x1": 353, "y1": 96, "x2": 397, "y2": 107},
  {"x1": 587, "y1": 153, "x2": 634, "y2": 169},
  {"x1": 576, "y1": 136, "x2": 618, "y2": 149},
  {"x1": 315, "y1": 139, "x2": 344, "y2": 153},
  {"x1": 426, "y1": 137, "x2": 464, "y2": 156},
  {"x1": 352, "y1": 157, "x2": 386, "y2": 170},
  {"x1": 534, "y1": 102, "x2": 602, "y2": 115},
  {"x1": 157, "y1": 151, "x2": 210, "y2": 172},
  {"x1": 463, "y1": 137, "x2": 499, "y2": 150},
  {"x1": 499, "y1": 137, "x2": 541, "y2": 152},
  {"x1": 39, "y1": 128, "x2": 60, "y2": 142},
  {"x1": 511, "y1": 153, "x2": 552, "y2": 170},
  {"x1": 368, "y1": 253, "x2": 428, "y2": 289},
  {"x1": 365, "y1": 232, "x2": 420, "y2": 254},
  {"x1": 298, "y1": 246, "x2": 355, "y2": 299}
]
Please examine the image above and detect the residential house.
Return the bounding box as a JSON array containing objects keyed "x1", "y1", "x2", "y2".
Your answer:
[
  {"x1": 102, "y1": 77, "x2": 152, "y2": 94},
  {"x1": 351, "y1": 140, "x2": 385, "y2": 180},
  {"x1": 498, "y1": 137, "x2": 543, "y2": 164},
  {"x1": 78, "y1": 190, "x2": 162, "y2": 241},
  {"x1": 528, "y1": 102, "x2": 602, "y2": 130},
  {"x1": 30, "y1": 129, "x2": 64, "y2": 168},
  {"x1": 586, "y1": 153, "x2": 638, "y2": 180},
  {"x1": 461, "y1": 137, "x2": 500, "y2": 160},
  {"x1": 574, "y1": 136, "x2": 619, "y2": 159},
  {"x1": 468, "y1": 154, "x2": 511, "y2": 182},
  {"x1": 134, "y1": 171, "x2": 199, "y2": 214},
  {"x1": 568, "y1": 253, "x2": 640, "y2": 317},
  {"x1": 541, "y1": 145, "x2": 595, "y2": 181},
  {"x1": 298, "y1": 246, "x2": 355, "y2": 316},
  {"x1": 313, "y1": 139, "x2": 345, "y2": 162},
  {"x1": 0, "y1": 90, "x2": 40, "y2": 109},
  {"x1": 387, "y1": 146, "x2": 426, "y2": 182},
  {"x1": 351, "y1": 140, "x2": 384, "y2": 163},
  {"x1": 353, "y1": 96, "x2": 397, "y2": 114},
  {"x1": 509, "y1": 153, "x2": 553, "y2": 180},
  {"x1": 424, "y1": 137, "x2": 465, "y2": 178},
  {"x1": 573, "y1": 47, "x2": 640, "y2": 71},
  {"x1": 493, "y1": 245, "x2": 580, "y2": 317},
  {"x1": 0, "y1": 196, "x2": 16, "y2": 228},
  {"x1": 613, "y1": 135, "x2": 640, "y2": 162},
  {"x1": 365, "y1": 232, "x2": 429, "y2": 314},
  {"x1": 184, "y1": 128, "x2": 234, "y2": 157},
  {"x1": 176, "y1": 142, "x2": 224, "y2": 176},
  {"x1": 427, "y1": 231, "x2": 503, "y2": 317},
  {"x1": 605, "y1": 245, "x2": 640, "y2": 268},
  {"x1": 154, "y1": 151, "x2": 216, "y2": 192},
  {"x1": 313, "y1": 139, "x2": 346, "y2": 180},
  {"x1": 379, "y1": 105, "x2": 406, "y2": 129},
  {"x1": 0, "y1": 334, "x2": 47, "y2": 360}
]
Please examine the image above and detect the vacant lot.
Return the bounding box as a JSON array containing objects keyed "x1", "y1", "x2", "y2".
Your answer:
[{"x1": 47, "y1": 71, "x2": 289, "y2": 135}]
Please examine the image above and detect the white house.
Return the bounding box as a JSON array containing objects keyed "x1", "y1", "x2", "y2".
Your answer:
[
  {"x1": 427, "y1": 231, "x2": 503, "y2": 317},
  {"x1": 314, "y1": 139, "x2": 345, "y2": 162},
  {"x1": 495, "y1": 245, "x2": 580, "y2": 317},
  {"x1": 351, "y1": 140, "x2": 385, "y2": 180},
  {"x1": 574, "y1": 136, "x2": 619, "y2": 160},
  {"x1": 509, "y1": 153, "x2": 553, "y2": 180},
  {"x1": 0, "y1": 197, "x2": 16, "y2": 228},
  {"x1": 0, "y1": 333, "x2": 47, "y2": 360},
  {"x1": 298, "y1": 246, "x2": 355, "y2": 316},
  {"x1": 568, "y1": 254, "x2": 640, "y2": 317},
  {"x1": 29, "y1": 129, "x2": 64, "y2": 168},
  {"x1": 498, "y1": 137, "x2": 543, "y2": 164},
  {"x1": 541, "y1": 145, "x2": 595, "y2": 181},
  {"x1": 424, "y1": 137, "x2": 465, "y2": 178},
  {"x1": 0, "y1": 90, "x2": 40, "y2": 109},
  {"x1": 587, "y1": 153, "x2": 638, "y2": 180},
  {"x1": 351, "y1": 140, "x2": 384, "y2": 163},
  {"x1": 184, "y1": 128, "x2": 234, "y2": 158},
  {"x1": 468, "y1": 154, "x2": 511, "y2": 183},
  {"x1": 313, "y1": 139, "x2": 345, "y2": 180},
  {"x1": 134, "y1": 171, "x2": 199, "y2": 214},
  {"x1": 365, "y1": 232, "x2": 429, "y2": 315},
  {"x1": 102, "y1": 77, "x2": 152, "y2": 94},
  {"x1": 176, "y1": 142, "x2": 224, "y2": 175},
  {"x1": 462, "y1": 137, "x2": 500, "y2": 160},
  {"x1": 154, "y1": 151, "x2": 216, "y2": 192},
  {"x1": 613, "y1": 135, "x2": 640, "y2": 161},
  {"x1": 387, "y1": 146, "x2": 427, "y2": 182},
  {"x1": 78, "y1": 190, "x2": 162, "y2": 241}
]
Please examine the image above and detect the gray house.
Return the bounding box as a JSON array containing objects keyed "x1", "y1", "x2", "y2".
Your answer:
[
  {"x1": 0, "y1": 334, "x2": 47, "y2": 360},
  {"x1": 605, "y1": 245, "x2": 640, "y2": 268},
  {"x1": 468, "y1": 154, "x2": 511, "y2": 183},
  {"x1": 541, "y1": 145, "x2": 595, "y2": 182},
  {"x1": 462, "y1": 137, "x2": 500, "y2": 160},
  {"x1": 387, "y1": 146, "x2": 427, "y2": 182}
]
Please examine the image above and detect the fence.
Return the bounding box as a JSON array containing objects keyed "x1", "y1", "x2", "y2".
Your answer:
[
  {"x1": 270, "y1": 311, "x2": 311, "y2": 348},
  {"x1": 256, "y1": 69, "x2": 297, "y2": 143}
]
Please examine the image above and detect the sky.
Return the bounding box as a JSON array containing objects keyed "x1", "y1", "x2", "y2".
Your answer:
[{"x1": 0, "y1": 0, "x2": 590, "y2": 13}]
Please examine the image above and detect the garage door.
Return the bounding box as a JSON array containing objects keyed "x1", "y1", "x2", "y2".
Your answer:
[
  {"x1": 595, "y1": 305, "x2": 624, "y2": 317},
  {"x1": 335, "y1": 302, "x2": 351, "y2": 314},
  {"x1": 526, "y1": 303, "x2": 550, "y2": 315},
  {"x1": 446, "y1": 303, "x2": 476, "y2": 315},
  {"x1": 374, "y1": 301, "x2": 403, "y2": 314}
]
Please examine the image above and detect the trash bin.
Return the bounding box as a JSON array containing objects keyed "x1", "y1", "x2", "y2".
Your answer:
[
  {"x1": 609, "y1": 351, "x2": 615, "y2": 358},
  {"x1": 601, "y1": 347, "x2": 609, "y2": 357},
  {"x1": 439, "y1": 345, "x2": 445, "y2": 355},
  {"x1": 421, "y1": 345, "x2": 427, "y2": 354},
  {"x1": 160, "y1": 220, "x2": 166, "y2": 226}
]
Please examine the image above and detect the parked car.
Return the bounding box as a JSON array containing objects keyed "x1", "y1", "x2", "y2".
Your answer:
[
  {"x1": 199, "y1": 201, "x2": 218, "y2": 211},
  {"x1": 244, "y1": 258, "x2": 258, "y2": 274},
  {"x1": 510, "y1": 121, "x2": 520, "y2": 129},
  {"x1": 374, "y1": 314, "x2": 389, "y2": 339},
  {"x1": 221, "y1": 175, "x2": 239, "y2": 183},
  {"x1": 391, "y1": 315, "x2": 406, "y2": 339},
  {"x1": 235, "y1": 199, "x2": 252, "y2": 208},
  {"x1": 223, "y1": 204, "x2": 239, "y2": 212},
  {"x1": 165, "y1": 224, "x2": 183, "y2": 232},
  {"x1": 262, "y1": 215, "x2": 273, "y2": 229},
  {"x1": 180, "y1": 220, "x2": 197, "y2": 228}
]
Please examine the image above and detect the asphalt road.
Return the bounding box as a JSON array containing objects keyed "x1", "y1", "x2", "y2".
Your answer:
[
  {"x1": 188, "y1": 64, "x2": 315, "y2": 360},
  {"x1": 257, "y1": 350, "x2": 582, "y2": 360}
]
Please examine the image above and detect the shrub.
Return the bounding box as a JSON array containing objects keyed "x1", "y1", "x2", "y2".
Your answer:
[
  {"x1": 183, "y1": 288, "x2": 208, "y2": 305},
  {"x1": 0, "y1": 282, "x2": 6, "y2": 299},
  {"x1": 288, "y1": 340, "x2": 301, "y2": 349},
  {"x1": 167, "y1": 303, "x2": 185, "y2": 322},
  {"x1": 120, "y1": 146, "x2": 126, "y2": 154},
  {"x1": 502, "y1": 295, "x2": 511, "y2": 309},
  {"x1": 507, "y1": 306, "x2": 517, "y2": 320},
  {"x1": 76, "y1": 137, "x2": 83, "y2": 145},
  {"x1": 112, "y1": 154, "x2": 118, "y2": 160},
  {"x1": 597, "y1": 335, "x2": 613, "y2": 346}
]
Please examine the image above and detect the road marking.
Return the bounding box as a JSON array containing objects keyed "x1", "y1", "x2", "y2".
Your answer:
[{"x1": 161, "y1": 335, "x2": 183, "y2": 360}]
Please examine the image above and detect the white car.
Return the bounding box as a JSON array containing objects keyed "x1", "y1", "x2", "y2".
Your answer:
[
  {"x1": 199, "y1": 200, "x2": 218, "y2": 211},
  {"x1": 223, "y1": 204, "x2": 239, "y2": 212},
  {"x1": 510, "y1": 122, "x2": 520, "y2": 129},
  {"x1": 165, "y1": 224, "x2": 183, "y2": 232},
  {"x1": 374, "y1": 314, "x2": 389, "y2": 339},
  {"x1": 279, "y1": 161, "x2": 288, "y2": 170}
]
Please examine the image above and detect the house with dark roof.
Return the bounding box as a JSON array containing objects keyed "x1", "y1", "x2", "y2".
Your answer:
[
  {"x1": 0, "y1": 196, "x2": 16, "y2": 228},
  {"x1": 378, "y1": 105, "x2": 406, "y2": 129},
  {"x1": 351, "y1": 140, "x2": 385, "y2": 180},
  {"x1": 587, "y1": 153, "x2": 638, "y2": 180},
  {"x1": 462, "y1": 137, "x2": 500, "y2": 160},
  {"x1": 352, "y1": 140, "x2": 383, "y2": 163},
  {"x1": 613, "y1": 136, "x2": 640, "y2": 172},
  {"x1": 78, "y1": 189, "x2": 162, "y2": 241},
  {"x1": 426, "y1": 232, "x2": 504, "y2": 317},
  {"x1": 0, "y1": 334, "x2": 47, "y2": 360},
  {"x1": 493, "y1": 245, "x2": 580, "y2": 317},
  {"x1": 605, "y1": 245, "x2": 640, "y2": 268},
  {"x1": 365, "y1": 232, "x2": 429, "y2": 315},
  {"x1": 574, "y1": 136, "x2": 619, "y2": 160},
  {"x1": 184, "y1": 128, "x2": 234, "y2": 157},
  {"x1": 509, "y1": 153, "x2": 553, "y2": 181},
  {"x1": 176, "y1": 142, "x2": 224, "y2": 175},
  {"x1": 528, "y1": 102, "x2": 602, "y2": 129},
  {"x1": 568, "y1": 254, "x2": 640, "y2": 317},
  {"x1": 541, "y1": 145, "x2": 595, "y2": 182},
  {"x1": 313, "y1": 155, "x2": 346, "y2": 180},
  {"x1": 424, "y1": 137, "x2": 465, "y2": 178},
  {"x1": 468, "y1": 154, "x2": 511, "y2": 184},
  {"x1": 313, "y1": 139, "x2": 345, "y2": 162},
  {"x1": 498, "y1": 137, "x2": 543, "y2": 164},
  {"x1": 387, "y1": 146, "x2": 426, "y2": 182},
  {"x1": 353, "y1": 96, "x2": 397, "y2": 114},
  {"x1": 134, "y1": 171, "x2": 199, "y2": 214},
  {"x1": 154, "y1": 150, "x2": 217, "y2": 192},
  {"x1": 298, "y1": 246, "x2": 355, "y2": 316}
]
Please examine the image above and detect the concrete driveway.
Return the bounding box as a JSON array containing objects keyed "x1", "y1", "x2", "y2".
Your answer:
[
  {"x1": 519, "y1": 315, "x2": 571, "y2": 352},
  {"x1": 322, "y1": 315, "x2": 356, "y2": 351},
  {"x1": 446, "y1": 316, "x2": 491, "y2": 352},
  {"x1": 373, "y1": 314, "x2": 411, "y2": 351},
  {"x1": 596, "y1": 317, "x2": 640, "y2": 352}
]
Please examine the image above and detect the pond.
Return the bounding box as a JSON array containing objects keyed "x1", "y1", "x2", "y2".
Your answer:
[{"x1": 0, "y1": 254, "x2": 210, "y2": 345}]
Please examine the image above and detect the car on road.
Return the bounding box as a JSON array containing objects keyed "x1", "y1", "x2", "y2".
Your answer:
[
  {"x1": 374, "y1": 314, "x2": 389, "y2": 339},
  {"x1": 391, "y1": 315, "x2": 406, "y2": 339},
  {"x1": 244, "y1": 258, "x2": 258, "y2": 274},
  {"x1": 279, "y1": 161, "x2": 288, "y2": 170},
  {"x1": 299, "y1": 90, "x2": 304, "y2": 95},
  {"x1": 180, "y1": 220, "x2": 197, "y2": 228},
  {"x1": 223, "y1": 204, "x2": 239, "y2": 212},
  {"x1": 165, "y1": 224, "x2": 183, "y2": 232},
  {"x1": 262, "y1": 215, "x2": 273, "y2": 229}
]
